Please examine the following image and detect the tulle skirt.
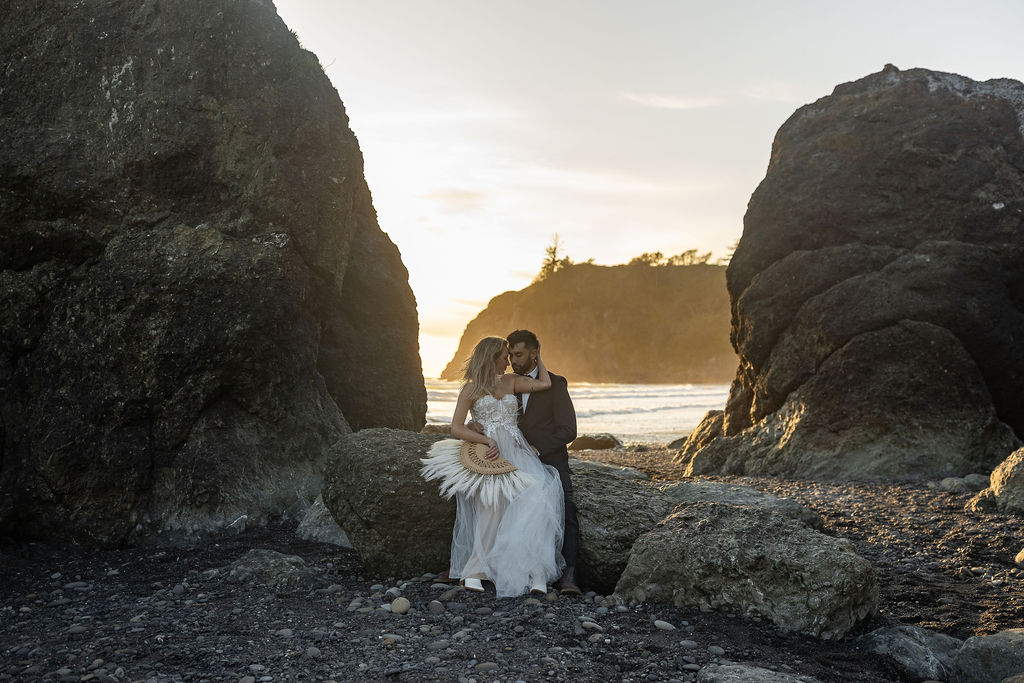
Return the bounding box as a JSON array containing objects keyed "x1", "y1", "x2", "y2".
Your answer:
[{"x1": 447, "y1": 424, "x2": 565, "y2": 597}]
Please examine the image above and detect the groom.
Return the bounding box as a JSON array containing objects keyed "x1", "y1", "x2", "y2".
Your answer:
[{"x1": 504, "y1": 329, "x2": 581, "y2": 595}]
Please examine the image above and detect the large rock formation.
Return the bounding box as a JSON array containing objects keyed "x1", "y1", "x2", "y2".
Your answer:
[
  {"x1": 678, "y1": 66, "x2": 1024, "y2": 480},
  {"x1": 0, "y1": 0, "x2": 425, "y2": 546},
  {"x1": 441, "y1": 262, "x2": 735, "y2": 383}
]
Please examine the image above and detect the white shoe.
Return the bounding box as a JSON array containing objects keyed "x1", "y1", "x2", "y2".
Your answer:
[
  {"x1": 530, "y1": 579, "x2": 547, "y2": 595},
  {"x1": 461, "y1": 577, "x2": 485, "y2": 592}
]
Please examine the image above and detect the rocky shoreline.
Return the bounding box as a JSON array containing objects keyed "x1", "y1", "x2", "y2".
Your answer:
[{"x1": 3, "y1": 449, "x2": 1020, "y2": 682}]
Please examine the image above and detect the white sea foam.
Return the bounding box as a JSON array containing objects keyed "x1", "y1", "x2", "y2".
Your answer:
[{"x1": 425, "y1": 379, "x2": 729, "y2": 445}]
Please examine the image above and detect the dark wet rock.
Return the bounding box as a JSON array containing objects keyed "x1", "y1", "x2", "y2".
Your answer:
[
  {"x1": 679, "y1": 66, "x2": 1024, "y2": 481},
  {"x1": 858, "y1": 624, "x2": 962, "y2": 681},
  {"x1": 0, "y1": 0, "x2": 425, "y2": 547},
  {"x1": 569, "y1": 433, "x2": 624, "y2": 450},
  {"x1": 616, "y1": 502, "x2": 878, "y2": 639},
  {"x1": 322, "y1": 429, "x2": 453, "y2": 578},
  {"x1": 950, "y1": 628, "x2": 1024, "y2": 683}
]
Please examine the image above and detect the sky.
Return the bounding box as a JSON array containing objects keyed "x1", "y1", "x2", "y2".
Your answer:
[{"x1": 274, "y1": 0, "x2": 1024, "y2": 377}]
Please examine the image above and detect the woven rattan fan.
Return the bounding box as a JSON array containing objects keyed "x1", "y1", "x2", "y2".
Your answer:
[{"x1": 458, "y1": 441, "x2": 517, "y2": 475}]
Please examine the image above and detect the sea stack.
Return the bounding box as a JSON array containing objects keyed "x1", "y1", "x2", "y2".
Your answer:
[
  {"x1": 0, "y1": 0, "x2": 425, "y2": 545},
  {"x1": 678, "y1": 66, "x2": 1024, "y2": 480}
]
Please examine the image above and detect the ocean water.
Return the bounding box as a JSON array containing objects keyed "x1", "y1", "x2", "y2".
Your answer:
[{"x1": 425, "y1": 379, "x2": 730, "y2": 445}]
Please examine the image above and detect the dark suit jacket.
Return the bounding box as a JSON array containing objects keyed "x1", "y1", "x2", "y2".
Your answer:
[{"x1": 519, "y1": 372, "x2": 577, "y2": 462}]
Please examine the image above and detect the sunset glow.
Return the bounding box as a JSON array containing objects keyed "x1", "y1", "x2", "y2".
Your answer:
[{"x1": 275, "y1": 0, "x2": 1024, "y2": 377}]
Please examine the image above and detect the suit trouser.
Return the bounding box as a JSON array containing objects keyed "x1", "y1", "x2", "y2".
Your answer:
[{"x1": 539, "y1": 450, "x2": 579, "y2": 568}]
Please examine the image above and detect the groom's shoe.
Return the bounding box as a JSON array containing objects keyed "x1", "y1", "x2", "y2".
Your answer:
[{"x1": 557, "y1": 567, "x2": 582, "y2": 596}]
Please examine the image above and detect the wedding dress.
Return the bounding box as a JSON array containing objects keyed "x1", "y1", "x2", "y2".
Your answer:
[{"x1": 426, "y1": 393, "x2": 565, "y2": 598}]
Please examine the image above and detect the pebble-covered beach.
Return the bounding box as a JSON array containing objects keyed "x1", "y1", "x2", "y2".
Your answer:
[{"x1": 1, "y1": 448, "x2": 1021, "y2": 682}]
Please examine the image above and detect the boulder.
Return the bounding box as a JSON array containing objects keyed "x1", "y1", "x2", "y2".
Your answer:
[
  {"x1": 950, "y1": 628, "x2": 1024, "y2": 683},
  {"x1": 673, "y1": 411, "x2": 724, "y2": 472},
  {"x1": 696, "y1": 664, "x2": 823, "y2": 683},
  {"x1": 858, "y1": 624, "x2": 963, "y2": 681},
  {"x1": 680, "y1": 66, "x2": 1024, "y2": 481},
  {"x1": 991, "y1": 448, "x2": 1024, "y2": 514},
  {"x1": 965, "y1": 489, "x2": 998, "y2": 514},
  {"x1": 296, "y1": 495, "x2": 353, "y2": 549},
  {"x1": 569, "y1": 433, "x2": 624, "y2": 450},
  {"x1": 666, "y1": 435, "x2": 690, "y2": 450},
  {"x1": 220, "y1": 549, "x2": 318, "y2": 587},
  {"x1": 572, "y1": 462, "x2": 675, "y2": 593},
  {"x1": 0, "y1": 0, "x2": 424, "y2": 546},
  {"x1": 935, "y1": 474, "x2": 991, "y2": 494},
  {"x1": 323, "y1": 429, "x2": 455, "y2": 578},
  {"x1": 615, "y1": 503, "x2": 878, "y2": 639},
  {"x1": 964, "y1": 473, "x2": 992, "y2": 490},
  {"x1": 573, "y1": 461, "x2": 825, "y2": 593},
  {"x1": 659, "y1": 480, "x2": 823, "y2": 530}
]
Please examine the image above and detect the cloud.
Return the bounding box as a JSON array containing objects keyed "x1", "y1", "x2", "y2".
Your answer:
[
  {"x1": 621, "y1": 82, "x2": 804, "y2": 111},
  {"x1": 419, "y1": 188, "x2": 486, "y2": 213},
  {"x1": 620, "y1": 92, "x2": 727, "y2": 110}
]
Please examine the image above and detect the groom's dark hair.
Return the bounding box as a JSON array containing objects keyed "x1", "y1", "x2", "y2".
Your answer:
[{"x1": 506, "y1": 329, "x2": 539, "y2": 350}]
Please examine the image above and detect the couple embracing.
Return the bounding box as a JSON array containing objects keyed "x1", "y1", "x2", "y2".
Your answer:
[{"x1": 422, "y1": 330, "x2": 581, "y2": 598}]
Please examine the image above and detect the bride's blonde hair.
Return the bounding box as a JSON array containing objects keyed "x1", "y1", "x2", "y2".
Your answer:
[{"x1": 462, "y1": 336, "x2": 507, "y2": 400}]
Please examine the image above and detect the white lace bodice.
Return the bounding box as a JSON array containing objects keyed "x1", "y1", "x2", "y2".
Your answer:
[{"x1": 471, "y1": 393, "x2": 520, "y2": 433}]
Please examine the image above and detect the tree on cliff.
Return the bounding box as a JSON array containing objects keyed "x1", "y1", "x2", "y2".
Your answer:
[{"x1": 534, "y1": 233, "x2": 574, "y2": 282}]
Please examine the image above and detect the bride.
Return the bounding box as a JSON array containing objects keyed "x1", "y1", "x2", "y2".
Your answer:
[{"x1": 426, "y1": 336, "x2": 566, "y2": 597}]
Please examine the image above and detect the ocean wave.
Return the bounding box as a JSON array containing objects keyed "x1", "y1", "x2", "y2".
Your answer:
[{"x1": 574, "y1": 402, "x2": 724, "y2": 419}]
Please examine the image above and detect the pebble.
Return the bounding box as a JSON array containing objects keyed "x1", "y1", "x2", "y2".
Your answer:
[
  {"x1": 475, "y1": 662, "x2": 499, "y2": 672},
  {"x1": 305, "y1": 646, "x2": 321, "y2": 659},
  {"x1": 474, "y1": 606, "x2": 492, "y2": 615},
  {"x1": 390, "y1": 597, "x2": 410, "y2": 615},
  {"x1": 274, "y1": 628, "x2": 294, "y2": 638},
  {"x1": 708, "y1": 645, "x2": 725, "y2": 656},
  {"x1": 428, "y1": 600, "x2": 445, "y2": 614},
  {"x1": 654, "y1": 620, "x2": 676, "y2": 631},
  {"x1": 545, "y1": 592, "x2": 559, "y2": 602},
  {"x1": 581, "y1": 621, "x2": 603, "y2": 632},
  {"x1": 370, "y1": 583, "x2": 384, "y2": 591},
  {"x1": 679, "y1": 640, "x2": 698, "y2": 650}
]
